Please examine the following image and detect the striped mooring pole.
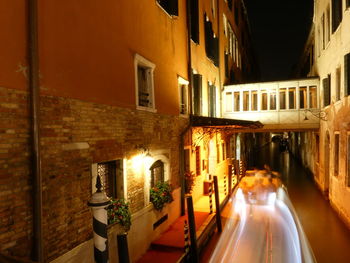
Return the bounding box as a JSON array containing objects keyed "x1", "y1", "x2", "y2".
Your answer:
[
  {"x1": 88, "y1": 175, "x2": 110, "y2": 263},
  {"x1": 184, "y1": 220, "x2": 190, "y2": 257},
  {"x1": 239, "y1": 160, "x2": 243, "y2": 177},
  {"x1": 208, "y1": 181, "x2": 213, "y2": 214},
  {"x1": 224, "y1": 175, "x2": 227, "y2": 196}
]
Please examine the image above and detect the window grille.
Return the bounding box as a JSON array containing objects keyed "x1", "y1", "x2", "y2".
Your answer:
[
  {"x1": 97, "y1": 161, "x2": 116, "y2": 198},
  {"x1": 150, "y1": 160, "x2": 164, "y2": 187}
]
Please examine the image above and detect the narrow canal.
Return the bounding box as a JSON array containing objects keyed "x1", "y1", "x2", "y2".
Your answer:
[{"x1": 252, "y1": 142, "x2": 350, "y2": 263}]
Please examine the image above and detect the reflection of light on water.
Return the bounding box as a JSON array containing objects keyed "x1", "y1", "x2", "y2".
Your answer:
[{"x1": 209, "y1": 186, "x2": 310, "y2": 263}]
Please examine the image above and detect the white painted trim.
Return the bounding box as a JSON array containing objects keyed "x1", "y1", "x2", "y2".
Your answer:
[
  {"x1": 123, "y1": 158, "x2": 128, "y2": 200},
  {"x1": 134, "y1": 53, "x2": 156, "y2": 112}
]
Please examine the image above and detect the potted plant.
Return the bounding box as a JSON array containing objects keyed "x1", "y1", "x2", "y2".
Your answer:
[
  {"x1": 184, "y1": 171, "x2": 195, "y2": 194},
  {"x1": 107, "y1": 198, "x2": 132, "y2": 232},
  {"x1": 150, "y1": 181, "x2": 173, "y2": 211}
]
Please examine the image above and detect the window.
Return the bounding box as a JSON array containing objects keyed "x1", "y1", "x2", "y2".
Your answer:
[
  {"x1": 178, "y1": 77, "x2": 189, "y2": 115},
  {"x1": 252, "y1": 91, "x2": 258, "y2": 111},
  {"x1": 279, "y1": 88, "x2": 286, "y2": 110},
  {"x1": 334, "y1": 133, "x2": 339, "y2": 177},
  {"x1": 234, "y1": 91, "x2": 240, "y2": 111},
  {"x1": 208, "y1": 83, "x2": 216, "y2": 117},
  {"x1": 261, "y1": 90, "x2": 268, "y2": 110},
  {"x1": 150, "y1": 160, "x2": 164, "y2": 187},
  {"x1": 204, "y1": 15, "x2": 219, "y2": 66},
  {"x1": 289, "y1": 87, "x2": 296, "y2": 109},
  {"x1": 270, "y1": 90, "x2": 276, "y2": 110},
  {"x1": 243, "y1": 91, "x2": 249, "y2": 111},
  {"x1": 332, "y1": 0, "x2": 342, "y2": 33},
  {"x1": 321, "y1": 13, "x2": 325, "y2": 50},
  {"x1": 336, "y1": 67, "x2": 341, "y2": 101},
  {"x1": 192, "y1": 73, "x2": 202, "y2": 115},
  {"x1": 228, "y1": 0, "x2": 233, "y2": 10},
  {"x1": 135, "y1": 54, "x2": 155, "y2": 110},
  {"x1": 93, "y1": 160, "x2": 124, "y2": 199},
  {"x1": 226, "y1": 92, "x2": 233, "y2": 112},
  {"x1": 323, "y1": 75, "x2": 331, "y2": 107},
  {"x1": 191, "y1": 0, "x2": 199, "y2": 44},
  {"x1": 345, "y1": 53, "x2": 350, "y2": 96},
  {"x1": 156, "y1": 0, "x2": 178, "y2": 16},
  {"x1": 216, "y1": 144, "x2": 220, "y2": 163},
  {"x1": 224, "y1": 52, "x2": 229, "y2": 77},
  {"x1": 347, "y1": 134, "x2": 350, "y2": 187},
  {"x1": 234, "y1": 1, "x2": 239, "y2": 25},
  {"x1": 309, "y1": 86, "x2": 317, "y2": 108},
  {"x1": 299, "y1": 86, "x2": 307, "y2": 109},
  {"x1": 195, "y1": 146, "x2": 201, "y2": 175},
  {"x1": 326, "y1": 5, "x2": 331, "y2": 44}
]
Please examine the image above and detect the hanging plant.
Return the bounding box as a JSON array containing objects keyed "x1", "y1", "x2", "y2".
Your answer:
[
  {"x1": 150, "y1": 181, "x2": 173, "y2": 211},
  {"x1": 184, "y1": 171, "x2": 195, "y2": 194},
  {"x1": 107, "y1": 198, "x2": 132, "y2": 232}
]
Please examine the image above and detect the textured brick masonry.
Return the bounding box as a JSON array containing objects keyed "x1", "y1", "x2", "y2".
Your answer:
[{"x1": 0, "y1": 86, "x2": 188, "y2": 261}]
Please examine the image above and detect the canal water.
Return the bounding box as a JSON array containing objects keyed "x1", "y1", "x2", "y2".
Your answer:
[{"x1": 252, "y1": 142, "x2": 350, "y2": 263}]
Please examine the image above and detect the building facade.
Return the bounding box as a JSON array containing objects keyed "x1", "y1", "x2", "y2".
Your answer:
[
  {"x1": 0, "y1": 0, "x2": 258, "y2": 262},
  {"x1": 295, "y1": 0, "x2": 350, "y2": 228}
]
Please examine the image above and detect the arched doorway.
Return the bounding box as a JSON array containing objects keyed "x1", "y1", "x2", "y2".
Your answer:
[{"x1": 324, "y1": 132, "x2": 330, "y2": 198}]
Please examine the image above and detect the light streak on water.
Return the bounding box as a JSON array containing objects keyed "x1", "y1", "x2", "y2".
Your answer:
[{"x1": 209, "y1": 178, "x2": 316, "y2": 263}]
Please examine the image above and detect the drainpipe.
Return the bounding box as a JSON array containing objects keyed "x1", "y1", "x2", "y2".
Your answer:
[
  {"x1": 28, "y1": 0, "x2": 43, "y2": 262},
  {"x1": 216, "y1": 0, "x2": 222, "y2": 118},
  {"x1": 179, "y1": 0, "x2": 194, "y2": 215}
]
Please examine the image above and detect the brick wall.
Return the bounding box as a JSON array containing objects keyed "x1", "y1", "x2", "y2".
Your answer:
[
  {"x1": 0, "y1": 87, "x2": 32, "y2": 257},
  {"x1": 0, "y1": 86, "x2": 188, "y2": 261}
]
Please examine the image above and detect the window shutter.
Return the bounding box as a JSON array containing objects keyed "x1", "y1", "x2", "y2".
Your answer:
[
  {"x1": 345, "y1": 53, "x2": 350, "y2": 96},
  {"x1": 192, "y1": 73, "x2": 202, "y2": 115},
  {"x1": 204, "y1": 15, "x2": 213, "y2": 58},
  {"x1": 225, "y1": 53, "x2": 229, "y2": 77},
  {"x1": 212, "y1": 36, "x2": 219, "y2": 67},
  {"x1": 190, "y1": 0, "x2": 199, "y2": 44},
  {"x1": 332, "y1": 0, "x2": 342, "y2": 33},
  {"x1": 323, "y1": 75, "x2": 331, "y2": 106}
]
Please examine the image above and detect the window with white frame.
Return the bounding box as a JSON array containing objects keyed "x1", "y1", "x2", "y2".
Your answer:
[
  {"x1": 334, "y1": 133, "x2": 339, "y2": 177},
  {"x1": 135, "y1": 54, "x2": 156, "y2": 110},
  {"x1": 178, "y1": 77, "x2": 189, "y2": 115}
]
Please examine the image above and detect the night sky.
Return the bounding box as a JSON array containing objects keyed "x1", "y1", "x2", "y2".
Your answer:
[{"x1": 244, "y1": 0, "x2": 314, "y2": 81}]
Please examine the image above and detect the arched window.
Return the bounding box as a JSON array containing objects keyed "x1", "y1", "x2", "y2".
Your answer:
[{"x1": 150, "y1": 160, "x2": 164, "y2": 187}]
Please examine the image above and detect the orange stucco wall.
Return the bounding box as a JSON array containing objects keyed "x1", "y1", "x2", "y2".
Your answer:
[
  {"x1": 38, "y1": 0, "x2": 188, "y2": 115},
  {"x1": 0, "y1": 0, "x2": 27, "y2": 90}
]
